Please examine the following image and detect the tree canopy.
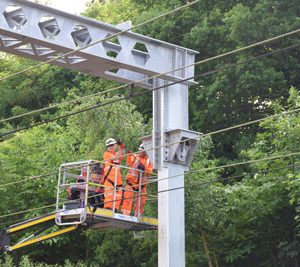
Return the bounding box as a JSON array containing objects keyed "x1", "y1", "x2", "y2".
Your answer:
[{"x1": 0, "y1": 0, "x2": 299, "y2": 266}]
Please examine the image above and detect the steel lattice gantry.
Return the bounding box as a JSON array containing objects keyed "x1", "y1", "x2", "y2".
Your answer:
[
  {"x1": 0, "y1": 1, "x2": 201, "y2": 266},
  {"x1": 0, "y1": 0, "x2": 197, "y2": 89}
]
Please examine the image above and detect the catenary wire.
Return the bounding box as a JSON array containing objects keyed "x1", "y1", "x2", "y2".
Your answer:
[
  {"x1": 0, "y1": 43, "x2": 299, "y2": 201},
  {"x1": 1, "y1": 34, "x2": 299, "y2": 124},
  {"x1": 1, "y1": 42, "x2": 299, "y2": 137},
  {"x1": 80, "y1": 158, "x2": 300, "y2": 207},
  {"x1": 145, "y1": 152, "x2": 300, "y2": 186},
  {"x1": 91, "y1": 154, "x2": 300, "y2": 200},
  {"x1": 0, "y1": 158, "x2": 158, "y2": 189},
  {"x1": 90, "y1": 160, "x2": 300, "y2": 194},
  {"x1": 0, "y1": 171, "x2": 58, "y2": 188},
  {"x1": 1, "y1": 160, "x2": 298, "y2": 228},
  {"x1": 0, "y1": 203, "x2": 56, "y2": 219},
  {"x1": 0, "y1": 6, "x2": 298, "y2": 232},
  {"x1": 1, "y1": 160, "x2": 298, "y2": 230},
  {"x1": 79, "y1": 159, "x2": 300, "y2": 207},
  {"x1": 0, "y1": 0, "x2": 201, "y2": 84},
  {"x1": 0, "y1": 99, "x2": 299, "y2": 190},
  {"x1": 0, "y1": 151, "x2": 299, "y2": 221},
  {"x1": 1, "y1": 88, "x2": 299, "y2": 194},
  {"x1": 0, "y1": 161, "x2": 293, "y2": 226},
  {"x1": 0, "y1": 98, "x2": 299, "y2": 190},
  {"x1": 1, "y1": 48, "x2": 298, "y2": 199},
  {"x1": 184, "y1": 162, "x2": 300, "y2": 187}
]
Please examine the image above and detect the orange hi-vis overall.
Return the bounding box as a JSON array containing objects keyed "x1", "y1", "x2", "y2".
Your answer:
[
  {"x1": 122, "y1": 154, "x2": 153, "y2": 216},
  {"x1": 103, "y1": 151, "x2": 123, "y2": 210}
]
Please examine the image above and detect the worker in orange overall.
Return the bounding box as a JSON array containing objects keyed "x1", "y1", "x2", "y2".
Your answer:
[
  {"x1": 122, "y1": 144, "x2": 153, "y2": 216},
  {"x1": 102, "y1": 138, "x2": 125, "y2": 211}
]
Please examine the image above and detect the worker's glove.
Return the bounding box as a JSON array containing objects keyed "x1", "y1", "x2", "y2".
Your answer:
[
  {"x1": 117, "y1": 139, "x2": 122, "y2": 145},
  {"x1": 117, "y1": 139, "x2": 125, "y2": 149},
  {"x1": 137, "y1": 163, "x2": 145, "y2": 171}
]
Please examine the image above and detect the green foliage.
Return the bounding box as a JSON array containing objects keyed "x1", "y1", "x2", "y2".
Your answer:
[
  {"x1": 0, "y1": 253, "x2": 89, "y2": 266},
  {"x1": 63, "y1": 93, "x2": 148, "y2": 159},
  {"x1": 0, "y1": 90, "x2": 150, "y2": 266},
  {"x1": 129, "y1": 0, "x2": 300, "y2": 159},
  {"x1": 0, "y1": 124, "x2": 76, "y2": 231},
  {"x1": 0, "y1": 57, "x2": 77, "y2": 128},
  {"x1": 219, "y1": 88, "x2": 300, "y2": 265},
  {"x1": 0, "y1": 0, "x2": 300, "y2": 266},
  {"x1": 84, "y1": 0, "x2": 142, "y2": 24},
  {"x1": 0, "y1": 254, "x2": 15, "y2": 267},
  {"x1": 184, "y1": 89, "x2": 300, "y2": 266}
]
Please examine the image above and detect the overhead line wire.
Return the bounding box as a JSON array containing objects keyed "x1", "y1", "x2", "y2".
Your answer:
[
  {"x1": 146, "y1": 152, "x2": 300, "y2": 186},
  {"x1": 0, "y1": 99, "x2": 299, "y2": 195},
  {"x1": 1, "y1": 32, "x2": 299, "y2": 124},
  {"x1": 0, "y1": 203, "x2": 56, "y2": 219},
  {"x1": 1, "y1": 42, "x2": 299, "y2": 137},
  {"x1": 83, "y1": 157, "x2": 300, "y2": 203},
  {"x1": 1, "y1": 44, "x2": 299, "y2": 190},
  {"x1": 0, "y1": 98, "x2": 300, "y2": 189},
  {"x1": 76, "y1": 156, "x2": 300, "y2": 204},
  {"x1": 185, "y1": 162, "x2": 300, "y2": 187},
  {"x1": 0, "y1": 152, "x2": 300, "y2": 218},
  {"x1": 200, "y1": 107, "x2": 300, "y2": 139},
  {"x1": 158, "y1": 172, "x2": 294, "y2": 195},
  {"x1": 0, "y1": 171, "x2": 58, "y2": 188},
  {"x1": 0, "y1": 151, "x2": 299, "y2": 221},
  {"x1": 88, "y1": 153, "x2": 300, "y2": 204},
  {"x1": 0, "y1": 0, "x2": 201, "y2": 84},
  {"x1": 1, "y1": 31, "x2": 299, "y2": 225}
]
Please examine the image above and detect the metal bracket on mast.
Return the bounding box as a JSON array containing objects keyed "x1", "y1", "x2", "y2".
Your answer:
[{"x1": 142, "y1": 129, "x2": 200, "y2": 170}]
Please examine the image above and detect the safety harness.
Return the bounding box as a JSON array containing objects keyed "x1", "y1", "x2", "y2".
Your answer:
[
  {"x1": 102, "y1": 162, "x2": 123, "y2": 188},
  {"x1": 126, "y1": 156, "x2": 150, "y2": 191}
]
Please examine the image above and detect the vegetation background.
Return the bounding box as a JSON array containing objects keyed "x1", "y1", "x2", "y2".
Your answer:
[{"x1": 0, "y1": 0, "x2": 299, "y2": 266}]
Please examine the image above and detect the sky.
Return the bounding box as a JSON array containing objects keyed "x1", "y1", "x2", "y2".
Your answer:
[{"x1": 45, "y1": 0, "x2": 90, "y2": 15}]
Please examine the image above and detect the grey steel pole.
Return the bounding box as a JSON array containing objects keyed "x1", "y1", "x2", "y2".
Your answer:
[{"x1": 155, "y1": 81, "x2": 189, "y2": 267}]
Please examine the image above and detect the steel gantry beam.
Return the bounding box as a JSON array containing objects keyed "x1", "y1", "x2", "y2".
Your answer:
[{"x1": 0, "y1": 0, "x2": 197, "y2": 89}]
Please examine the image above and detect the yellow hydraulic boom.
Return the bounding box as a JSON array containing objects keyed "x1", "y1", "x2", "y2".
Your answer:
[{"x1": 0, "y1": 212, "x2": 78, "y2": 252}]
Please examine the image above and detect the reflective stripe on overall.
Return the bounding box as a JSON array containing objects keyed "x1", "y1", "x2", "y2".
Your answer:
[
  {"x1": 103, "y1": 150, "x2": 123, "y2": 210},
  {"x1": 122, "y1": 155, "x2": 151, "y2": 216}
]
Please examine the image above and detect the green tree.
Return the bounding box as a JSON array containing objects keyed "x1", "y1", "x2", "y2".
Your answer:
[
  {"x1": 185, "y1": 88, "x2": 300, "y2": 266},
  {"x1": 130, "y1": 0, "x2": 300, "y2": 160}
]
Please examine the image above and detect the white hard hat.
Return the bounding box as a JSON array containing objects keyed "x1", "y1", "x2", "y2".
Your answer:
[
  {"x1": 106, "y1": 138, "x2": 116, "y2": 147},
  {"x1": 138, "y1": 143, "x2": 145, "y2": 151}
]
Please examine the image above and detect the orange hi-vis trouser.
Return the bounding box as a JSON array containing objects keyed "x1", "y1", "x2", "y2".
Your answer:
[
  {"x1": 103, "y1": 165, "x2": 123, "y2": 210},
  {"x1": 122, "y1": 174, "x2": 147, "y2": 216}
]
